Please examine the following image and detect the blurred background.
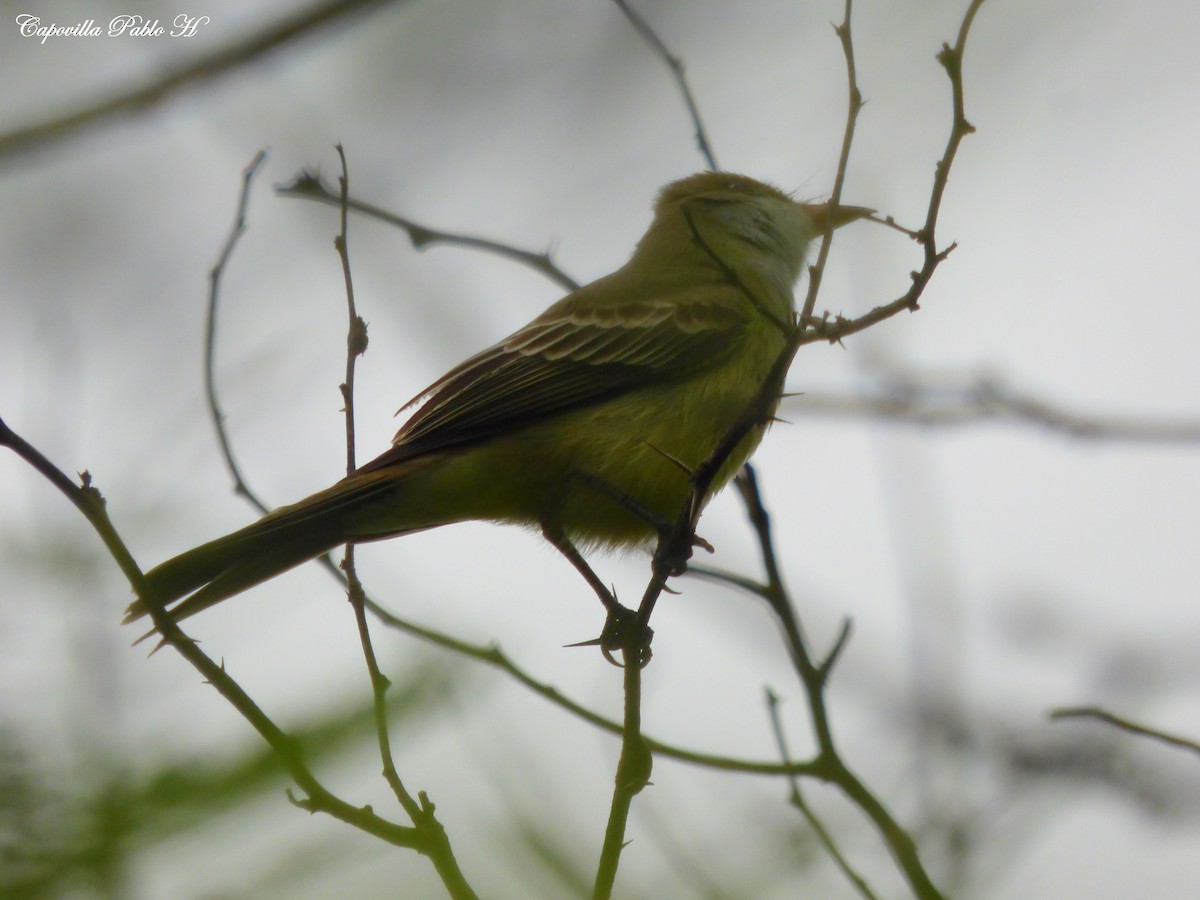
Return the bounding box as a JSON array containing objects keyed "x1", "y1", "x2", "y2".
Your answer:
[{"x1": 2, "y1": 1, "x2": 1199, "y2": 897}]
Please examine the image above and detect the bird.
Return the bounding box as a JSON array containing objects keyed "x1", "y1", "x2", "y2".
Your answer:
[{"x1": 126, "y1": 172, "x2": 869, "y2": 628}]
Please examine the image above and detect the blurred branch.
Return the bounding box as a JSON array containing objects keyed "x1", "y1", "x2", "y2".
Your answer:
[
  {"x1": 766, "y1": 688, "x2": 880, "y2": 900},
  {"x1": 0, "y1": 0, "x2": 406, "y2": 164},
  {"x1": 277, "y1": 173, "x2": 579, "y2": 291},
  {"x1": 0, "y1": 669, "x2": 451, "y2": 898},
  {"x1": 612, "y1": 0, "x2": 719, "y2": 171},
  {"x1": 788, "y1": 374, "x2": 1200, "y2": 443},
  {"x1": 1050, "y1": 707, "x2": 1200, "y2": 760}
]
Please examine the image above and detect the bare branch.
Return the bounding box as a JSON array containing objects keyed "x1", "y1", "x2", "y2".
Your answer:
[
  {"x1": 802, "y1": 0, "x2": 987, "y2": 351},
  {"x1": 798, "y1": 0, "x2": 866, "y2": 330},
  {"x1": 206, "y1": 150, "x2": 272, "y2": 515},
  {"x1": 331, "y1": 147, "x2": 475, "y2": 896},
  {"x1": 277, "y1": 173, "x2": 579, "y2": 291},
  {"x1": 698, "y1": 7, "x2": 1003, "y2": 896}
]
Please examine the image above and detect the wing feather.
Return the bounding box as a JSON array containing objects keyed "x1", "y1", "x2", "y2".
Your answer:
[{"x1": 359, "y1": 290, "x2": 745, "y2": 470}]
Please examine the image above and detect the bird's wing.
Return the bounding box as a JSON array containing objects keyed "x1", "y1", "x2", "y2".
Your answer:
[{"x1": 359, "y1": 288, "x2": 747, "y2": 470}]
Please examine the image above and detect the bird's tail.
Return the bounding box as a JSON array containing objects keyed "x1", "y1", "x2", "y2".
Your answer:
[{"x1": 125, "y1": 469, "x2": 401, "y2": 626}]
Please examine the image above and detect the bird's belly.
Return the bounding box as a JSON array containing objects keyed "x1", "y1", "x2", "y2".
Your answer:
[{"x1": 530, "y1": 369, "x2": 775, "y2": 550}]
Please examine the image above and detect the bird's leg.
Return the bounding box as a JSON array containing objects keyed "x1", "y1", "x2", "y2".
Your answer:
[
  {"x1": 574, "y1": 467, "x2": 714, "y2": 577},
  {"x1": 542, "y1": 524, "x2": 652, "y2": 667},
  {"x1": 541, "y1": 524, "x2": 620, "y2": 614}
]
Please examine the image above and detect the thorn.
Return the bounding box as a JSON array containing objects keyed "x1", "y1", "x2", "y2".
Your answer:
[
  {"x1": 643, "y1": 441, "x2": 693, "y2": 476},
  {"x1": 564, "y1": 635, "x2": 603, "y2": 649},
  {"x1": 563, "y1": 635, "x2": 624, "y2": 667}
]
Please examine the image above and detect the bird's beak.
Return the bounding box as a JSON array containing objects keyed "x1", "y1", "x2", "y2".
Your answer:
[{"x1": 802, "y1": 203, "x2": 874, "y2": 232}]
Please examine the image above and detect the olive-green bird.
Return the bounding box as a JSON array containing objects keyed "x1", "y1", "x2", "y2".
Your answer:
[{"x1": 127, "y1": 173, "x2": 868, "y2": 626}]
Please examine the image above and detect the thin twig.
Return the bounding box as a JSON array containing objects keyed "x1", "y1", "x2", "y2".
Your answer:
[
  {"x1": 586, "y1": 6, "x2": 892, "y2": 894},
  {"x1": 334, "y1": 145, "x2": 368, "y2": 477},
  {"x1": 0, "y1": 0, "x2": 406, "y2": 164},
  {"x1": 1050, "y1": 707, "x2": 1200, "y2": 760},
  {"x1": 802, "y1": 0, "x2": 986, "y2": 352},
  {"x1": 332, "y1": 144, "x2": 404, "y2": 807},
  {"x1": 331, "y1": 146, "x2": 475, "y2": 898},
  {"x1": 625, "y1": 0, "x2": 868, "y2": 640},
  {"x1": 277, "y1": 173, "x2": 579, "y2": 291},
  {"x1": 206, "y1": 150, "x2": 272, "y2": 515},
  {"x1": 798, "y1": 0, "x2": 866, "y2": 331},
  {"x1": 611, "y1": 0, "x2": 719, "y2": 171}
]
